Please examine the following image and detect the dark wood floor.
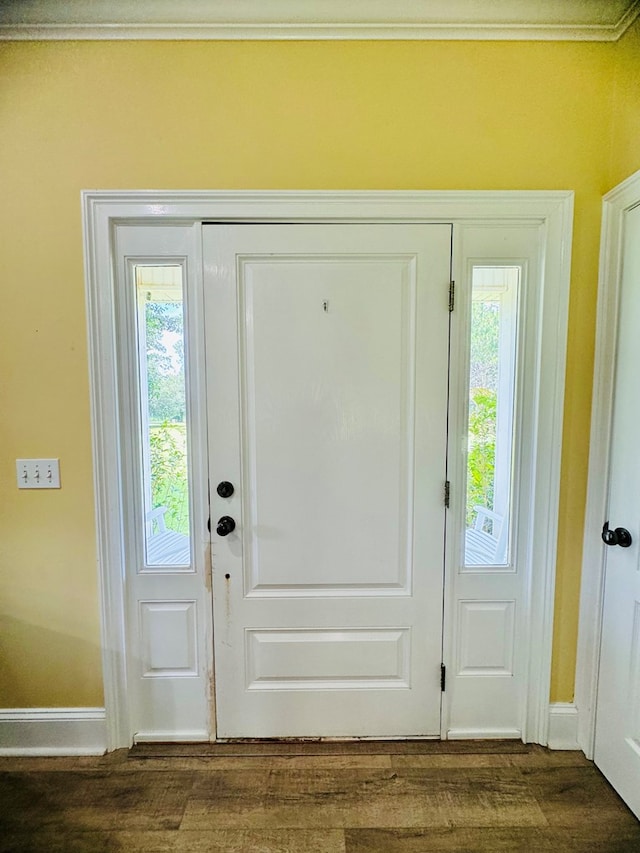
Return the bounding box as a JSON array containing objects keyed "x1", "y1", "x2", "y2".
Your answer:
[{"x1": 1, "y1": 743, "x2": 639, "y2": 852}]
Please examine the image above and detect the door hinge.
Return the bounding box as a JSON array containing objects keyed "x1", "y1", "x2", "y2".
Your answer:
[
  {"x1": 448, "y1": 280, "x2": 455, "y2": 312},
  {"x1": 441, "y1": 664, "x2": 446, "y2": 692},
  {"x1": 444, "y1": 480, "x2": 450, "y2": 508}
]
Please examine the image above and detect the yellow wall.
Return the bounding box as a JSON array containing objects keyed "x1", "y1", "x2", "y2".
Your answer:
[
  {"x1": 0, "y1": 31, "x2": 637, "y2": 709},
  {"x1": 609, "y1": 16, "x2": 640, "y2": 187}
]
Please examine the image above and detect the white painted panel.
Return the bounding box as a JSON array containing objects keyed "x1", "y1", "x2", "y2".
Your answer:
[
  {"x1": 239, "y1": 255, "x2": 414, "y2": 594},
  {"x1": 140, "y1": 601, "x2": 198, "y2": 677},
  {"x1": 246, "y1": 628, "x2": 410, "y2": 689},
  {"x1": 457, "y1": 600, "x2": 515, "y2": 676}
]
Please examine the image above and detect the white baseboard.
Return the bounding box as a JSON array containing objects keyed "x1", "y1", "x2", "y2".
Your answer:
[
  {"x1": 547, "y1": 702, "x2": 580, "y2": 750},
  {"x1": 447, "y1": 728, "x2": 522, "y2": 740},
  {"x1": 0, "y1": 706, "x2": 580, "y2": 753},
  {"x1": 0, "y1": 708, "x2": 107, "y2": 755},
  {"x1": 133, "y1": 729, "x2": 209, "y2": 743}
]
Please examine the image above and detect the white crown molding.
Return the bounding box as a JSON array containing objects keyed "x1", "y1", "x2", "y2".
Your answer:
[{"x1": 1, "y1": 0, "x2": 639, "y2": 42}]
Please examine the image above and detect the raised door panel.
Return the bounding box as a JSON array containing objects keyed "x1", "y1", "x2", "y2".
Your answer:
[{"x1": 238, "y1": 255, "x2": 415, "y2": 595}]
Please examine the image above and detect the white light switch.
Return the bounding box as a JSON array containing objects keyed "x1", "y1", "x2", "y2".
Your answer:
[{"x1": 16, "y1": 458, "x2": 61, "y2": 489}]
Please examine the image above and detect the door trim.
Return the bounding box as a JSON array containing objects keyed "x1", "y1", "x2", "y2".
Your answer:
[
  {"x1": 576, "y1": 168, "x2": 640, "y2": 759},
  {"x1": 82, "y1": 189, "x2": 573, "y2": 750}
]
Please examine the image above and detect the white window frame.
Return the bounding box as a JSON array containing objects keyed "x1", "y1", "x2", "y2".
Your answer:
[{"x1": 82, "y1": 190, "x2": 573, "y2": 750}]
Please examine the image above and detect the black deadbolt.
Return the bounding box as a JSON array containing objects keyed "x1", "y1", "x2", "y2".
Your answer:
[
  {"x1": 602, "y1": 521, "x2": 632, "y2": 548},
  {"x1": 217, "y1": 516, "x2": 236, "y2": 536},
  {"x1": 217, "y1": 481, "x2": 234, "y2": 498}
]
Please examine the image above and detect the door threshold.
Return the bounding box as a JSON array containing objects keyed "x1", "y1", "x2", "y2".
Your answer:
[
  {"x1": 216, "y1": 735, "x2": 441, "y2": 743},
  {"x1": 129, "y1": 739, "x2": 529, "y2": 758}
]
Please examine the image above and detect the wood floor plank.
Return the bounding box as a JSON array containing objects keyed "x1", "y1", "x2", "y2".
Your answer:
[
  {"x1": 0, "y1": 829, "x2": 347, "y2": 853},
  {"x1": 0, "y1": 769, "x2": 194, "y2": 832},
  {"x1": 172, "y1": 829, "x2": 347, "y2": 852},
  {"x1": 0, "y1": 831, "x2": 112, "y2": 853},
  {"x1": 344, "y1": 827, "x2": 563, "y2": 853},
  {"x1": 345, "y1": 825, "x2": 640, "y2": 852},
  {"x1": 264, "y1": 768, "x2": 450, "y2": 829},
  {"x1": 391, "y1": 753, "x2": 513, "y2": 769},
  {"x1": 507, "y1": 748, "x2": 592, "y2": 768},
  {"x1": 519, "y1": 764, "x2": 640, "y2": 828}
]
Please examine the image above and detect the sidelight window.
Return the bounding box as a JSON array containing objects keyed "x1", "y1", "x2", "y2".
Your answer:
[
  {"x1": 134, "y1": 264, "x2": 191, "y2": 567},
  {"x1": 464, "y1": 266, "x2": 519, "y2": 567}
]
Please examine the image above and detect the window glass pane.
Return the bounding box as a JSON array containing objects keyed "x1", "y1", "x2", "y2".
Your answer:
[
  {"x1": 135, "y1": 265, "x2": 191, "y2": 567},
  {"x1": 464, "y1": 267, "x2": 519, "y2": 567}
]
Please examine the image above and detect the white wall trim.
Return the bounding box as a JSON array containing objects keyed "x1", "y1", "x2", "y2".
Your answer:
[
  {"x1": 576, "y1": 169, "x2": 640, "y2": 759},
  {"x1": 1, "y1": 23, "x2": 636, "y2": 42},
  {"x1": 133, "y1": 730, "x2": 210, "y2": 744},
  {"x1": 83, "y1": 198, "x2": 131, "y2": 753},
  {"x1": 2, "y1": 0, "x2": 638, "y2": 41},
  {"x1": 82, "y1": 189, "x2": 573, "y2": 749},
  {"x1": 0, "y1": 708, "x2": 107, "y2": 756},
  {"x1": 447, "y1": 728, "x2": 522, "y2": 741},
  {"x1": 547, "y1": 703, "x2": 580, "y2": 750},
  {"x1": 82, "y1": 188, "x2": 574, "y2": 224},
  {"x1": 525, "y1": 192, "x2": 575, "y2": 746}
]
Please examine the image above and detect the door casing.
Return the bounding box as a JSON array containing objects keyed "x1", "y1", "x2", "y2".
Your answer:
[{"x1": 82, "y1": 189, "x2": 573, "y2": 750}]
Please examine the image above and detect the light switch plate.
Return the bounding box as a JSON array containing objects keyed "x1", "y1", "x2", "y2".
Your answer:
[{"x1": 16, "y1": 458, "x2": 61, "y2": 489}]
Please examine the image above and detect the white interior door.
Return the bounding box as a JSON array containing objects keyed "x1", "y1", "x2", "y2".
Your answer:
[
  {"x1": 204, "y1": 223, "x2": 452, "y2": 738},
  {"x1": 594, "y1": 202, "x2": 640, "y2": 819}
]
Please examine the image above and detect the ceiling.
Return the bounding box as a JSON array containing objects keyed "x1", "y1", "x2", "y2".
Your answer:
[{"x1": 1, "y1": 0, "x2": 639, "y2": 41}]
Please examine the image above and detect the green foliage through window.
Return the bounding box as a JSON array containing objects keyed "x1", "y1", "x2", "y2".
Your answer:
[
  {"x1": 466, "y1": 388, "x2": 497, "y2": 526},
  {"x1": 145, "y1": 300, "x2": 186, "y2": 424},
  {"x1": 149, "y1": 422, "x2": 189, "y2": 535},
  {"x1": 466, "y1": 298, "x2": 499, "y2": 528}
]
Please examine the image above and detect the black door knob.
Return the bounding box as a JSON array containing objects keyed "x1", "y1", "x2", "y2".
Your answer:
[
  {"x1": 602, "y1": 521, "x2": 632, "y2": 548},
  {"x1": 217, "y1": 481, "x2": 234, "y2": 498},
  {"x1": 216, "y1": 516, "x2": 236, "y2": 536}
]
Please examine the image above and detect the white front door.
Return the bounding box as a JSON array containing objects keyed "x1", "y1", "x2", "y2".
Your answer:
[
  {"x1": 594, "y1": 202, "x2": 640, "y2": 819},
  {"x1": 204, "y1": 223, "x2": 452, "y2": 738}
]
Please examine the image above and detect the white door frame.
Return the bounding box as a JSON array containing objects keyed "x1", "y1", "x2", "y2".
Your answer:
[
  {"x1": 82, "y1": 189, "x2": 573, "y2": 751},
  {"x1": 576, "y1": 169, "x2": 640, "y2": 758}
]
